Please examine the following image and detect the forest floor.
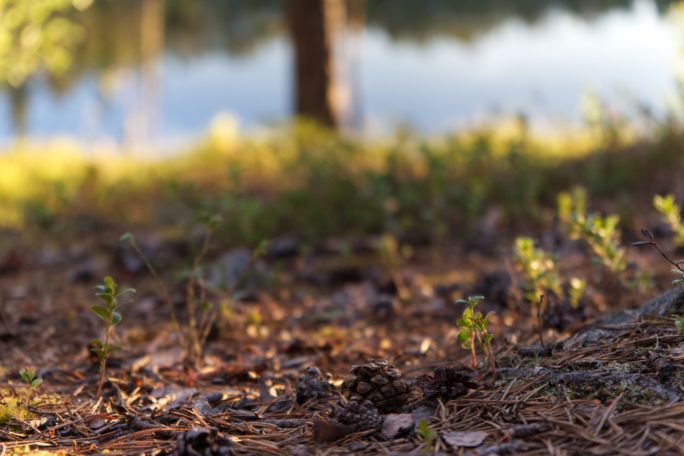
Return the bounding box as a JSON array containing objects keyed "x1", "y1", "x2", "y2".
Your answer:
[{"x1": 1, "y1": 233, "x2": 684, "y2": 455}]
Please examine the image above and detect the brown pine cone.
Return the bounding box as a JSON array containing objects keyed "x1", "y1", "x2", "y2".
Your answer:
[
  {"x1": 296, "y1": 366, "x2": 333, "y2": 404},
  {"x1": 170, "y1": 427, "x2": 233, "y2": 456},
  {"x1": 342, "y1": 359, "x2": 409, "y2": 413},
  {"x1": 333, "y1": 399, "x2": 383, "y2": 431},
  {"x1": 312, "y1": 399, "x2": 383, "y2": 443}
]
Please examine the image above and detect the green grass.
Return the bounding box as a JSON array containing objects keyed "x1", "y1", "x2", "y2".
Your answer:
[{"x1": 2, "y1": 117, "x2": 683, "y2": 248}]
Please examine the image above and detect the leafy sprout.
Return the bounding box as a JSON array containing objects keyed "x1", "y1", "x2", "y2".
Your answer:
[
  {"x1": 120, "y1": 219, "x2": 267, "y2": 370},
  {"x1": 514, "y1": 237, "x2": 561, "y2": 303},
  {"x1": 558, "y1": 187, "x2": 635, "y2": 287},
  {"x1": 456, "y1": 295, "x2": 495, "y2": 373},
  {"x1": 90, "y1": 276, "x2": 134, "y2": 396},
  {"x1": 653, "y1": 194, "x2": 684, "y2": 247},
  {"x1": 19, "y1": 367, "x2": 42, "y2": 407},
  {"x1": 675, "y1": 316, "x2": 684, "y2": 336},
  {"x1": 416, "y1": 418, "x2": 437, "y2": 455}
]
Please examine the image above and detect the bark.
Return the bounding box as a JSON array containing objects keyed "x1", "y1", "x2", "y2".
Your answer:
[
  {"x1": 563, "y1": 287, "x2": 684, "y2": 347},
  {"x1": 288, "y1": 0, "x2": 342, "y2": 128}
]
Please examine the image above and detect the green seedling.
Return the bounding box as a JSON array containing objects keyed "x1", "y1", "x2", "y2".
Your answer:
[
  {"x1": 91, "y1": 276, "x2": 134, "y2": 395},
  {"x1": 416, "y1": 418, "x2": 437, "y2": 455},
  {"x1": 675, "y1": 316, "x2": 684, "y2": 336},
  {"x1": 514, "y1": 237, "x2": 561, "y2": 303},
  {"x1": 568, "y1": 277, "x2": 587, "y2": 309},
  {"x1": 558, "y1": 188, "x2": 629, "y2": 282},
  {"x1": 514, "y1": 237, "x2": 585, "y2": 342},
  {"x1": 653, "y1": 194, "x2": 684, "y2": 247},
  {"x1": 456, "y1": 295, "x2": 495, "y2": 373},
  {"x1": 121, "y1": 219, "x2": 267, "y2": 369},
  {"x1": 19, "y1": 368, "x2": 42, "y2": 407}
]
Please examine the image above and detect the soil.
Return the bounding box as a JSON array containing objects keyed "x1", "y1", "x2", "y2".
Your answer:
[{"x1": 1, "y1": 236, "x2": 683, "y2": 455}]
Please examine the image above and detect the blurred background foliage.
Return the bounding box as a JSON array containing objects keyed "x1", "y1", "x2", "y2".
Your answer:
[{"x1": 1, "y1": 0, "x2": 684, "y2": 252}]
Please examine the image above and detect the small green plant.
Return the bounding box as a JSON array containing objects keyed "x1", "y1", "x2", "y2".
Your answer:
[
  {"x1": 19, "y1": 368, "x2": 42, "y2": 407},
  {"x1": 557, "y1": 186, "x2": 588, "y2": 238},
  {"x1": 675, "y1": 316, "x2": 684, "y2": 336},
  {"x1": 416, "y1": 418, "x2": 437, "y2": 455},
  {"x1": 91, "y1": 276, "x2": 134, "y2": 395},
  {"x1": 558, "y1": 188, "x2": 629, "y2": 281},
  {"x1": 121, "y1": 218, "x2": 267, "y2": 369},
  {"x1": 456, "y1": 295, "x2": 495, "y2": 373},
  {"x1": 568, "y1": 277, "x2": 587, "y2": 309},
  {"x1": 653, "y1": 194, "x2": 684, "y2": 247},
  {"x1": 513, "y1": 237, "x2": 561, "y2": 303}
]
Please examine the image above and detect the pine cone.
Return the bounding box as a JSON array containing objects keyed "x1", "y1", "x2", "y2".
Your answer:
[
  {"x1": 419, "y1": 366, "x2": 478, "y2": 400},
  {"x1": 342, "y1": 359, "x2": 409, "y2": 413},
  {"x1": 170, "y1": 427, "x2": 233, "y2": 456},
  {"x1": 332, "y1": 399, "x2": 382, "y2": 431},
  {"x1": 296, "y1": 367, "x2": 333, "y2": 404},
  {"x1": 312, "y1": 399, "x2": 382, "y2": 442}
]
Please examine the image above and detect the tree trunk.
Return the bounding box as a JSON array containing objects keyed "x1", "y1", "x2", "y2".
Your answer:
[{"x1": 288, "y1": 0, "x2": 342, "y2": 129}]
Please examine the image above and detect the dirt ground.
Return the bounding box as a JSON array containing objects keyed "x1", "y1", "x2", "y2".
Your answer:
[{"x1": 1, "y1": 234, "x2": 683, "y2": 455}]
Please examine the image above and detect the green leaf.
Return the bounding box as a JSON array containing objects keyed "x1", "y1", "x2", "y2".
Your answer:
[
  {"x1": 90, "y1": 305, "x2": 111, "y2": 322},
  {"x1": 104, "y1": 276, "x2": 116, "y2": 291},
  {"x1": 19, "y1": 369, "x2": 35, "y2": 384},
  {"x1": 31, "y1": 378, "x2": 43, "y2": 388},
  {"x1": 675, "y1": 317, "x2": 684, "y2": 335},
  {"x1": 253, "y1": 239, "x2": 270, "y2": 259},
  {"x1": 111, "y1": 312, "x2": 122, "y2": 326},
  {"x1": 417, "y1": 418, "x2": 436, "y2": 441},
  {"x1": 207, "y1": 214, "x2": 222, "y2": 229},
  {"x1": 458, "y1": 330, "x2": 471, "y2": 348},
  {"x1": 120, "y1": 232, "x2": 135, "y2": 243}
]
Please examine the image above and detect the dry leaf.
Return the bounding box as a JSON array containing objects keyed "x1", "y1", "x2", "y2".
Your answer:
[
  {"x1": 668, "y1": 344, "x2": 684, "y2": 360},
  {"x1": 312, "y1": 417, "x2": 355, "y2": 443},
  {"x1": 442, "y1": 430, "x2": 488, "y2": 448},
  {"x1": 381, "y1": 413, "x2": 415, "y2": 439}
]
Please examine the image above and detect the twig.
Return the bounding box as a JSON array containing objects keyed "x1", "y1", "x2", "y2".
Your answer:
[{"x1": 537, "y1": 294, "x2": 545, "y2": 348}]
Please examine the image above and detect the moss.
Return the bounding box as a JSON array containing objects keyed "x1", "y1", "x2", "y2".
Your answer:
[{"x1": 0, "y1": 394, "x2": 32, "y2": 424}]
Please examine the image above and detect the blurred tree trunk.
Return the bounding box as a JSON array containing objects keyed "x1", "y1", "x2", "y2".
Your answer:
[
  {"x1": 288, "y1": 0, "x2": 343, "y2": 129},
  {"x1": 132, "y1": 0, "x2": 164, "y2": 148},
  {"x1": 9, "y1": 84, "x2": 27, "y2": 137}
]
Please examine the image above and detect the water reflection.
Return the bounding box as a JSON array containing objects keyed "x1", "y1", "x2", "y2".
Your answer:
[{"x1": 0, "y1": 0, "x2": 680, "y2": 147}]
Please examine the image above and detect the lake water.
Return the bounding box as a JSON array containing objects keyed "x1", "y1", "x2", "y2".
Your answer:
[{"x1": 0, "y1": 0, "x2": 682, "y2": 148}]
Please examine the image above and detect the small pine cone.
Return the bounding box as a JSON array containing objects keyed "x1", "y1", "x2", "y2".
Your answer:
[
  {"x1": 332, "y1": 399, "x2": 382, "y2": 432},
  {"x1": 170, "y1": 427, "x2": 233, "y2": 456},
  {"x1": 419, "y1": 366, "x2": 478, "y2": 400},
  {"x1": 342, "y1": 359, "x2": 409, "y2": 413},
  {"x1": 296, "y1": 367, "x2": 333, "y2": 404}
]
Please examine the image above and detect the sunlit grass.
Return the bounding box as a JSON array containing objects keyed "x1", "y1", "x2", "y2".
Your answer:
[{"x1": 0, "y1": 116, "x2": 680, "y2": 246}]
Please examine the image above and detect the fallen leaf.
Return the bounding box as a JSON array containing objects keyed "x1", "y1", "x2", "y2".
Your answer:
[
  {"x1": 668, "y1": 344, "x2": 684, "y2": 360},
  {"x1": 381, "y1": 413, "x2": 415, "y2": 439},
  {"x1": 312, "y1": 417, "x2": 355, "y2": 443},
  {"x1": 442, "y1": 430, "x2": 488, "y2": 448}
]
